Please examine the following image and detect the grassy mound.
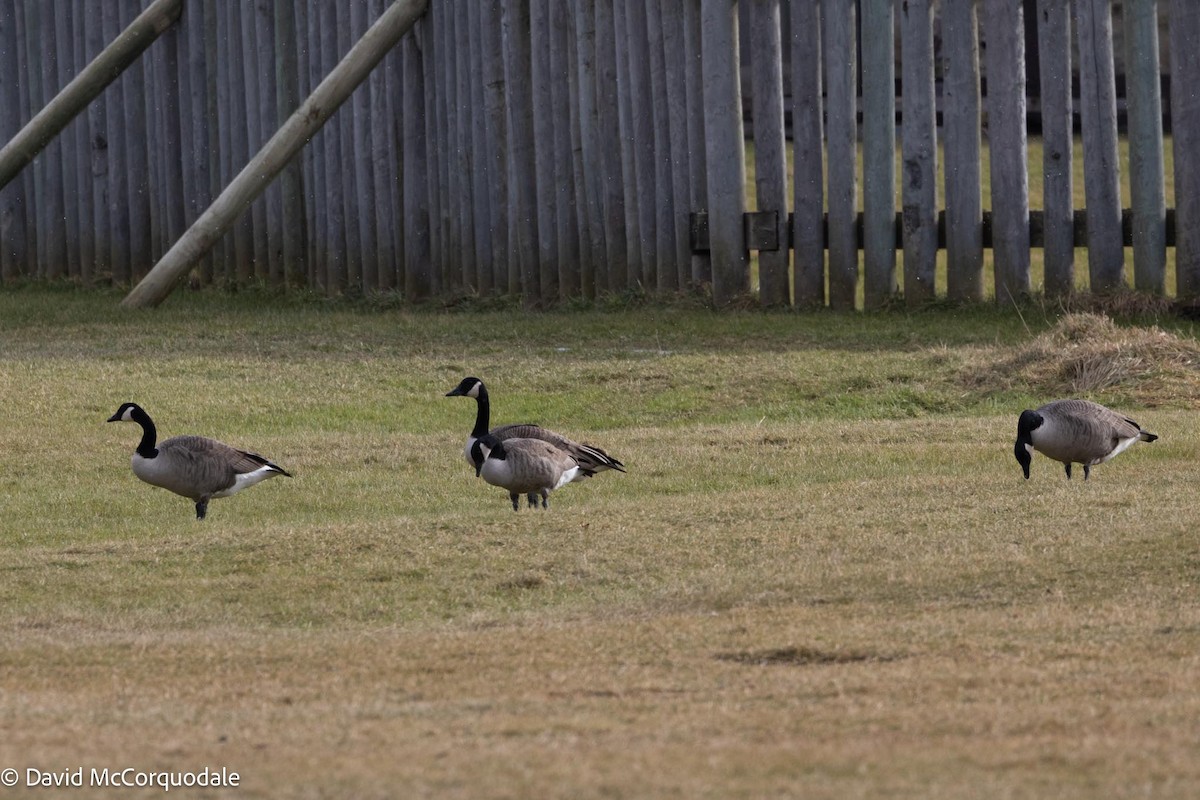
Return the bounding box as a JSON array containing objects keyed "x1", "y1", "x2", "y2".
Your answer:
[{"x1": 963, "y1": 312, "x2": 1200, "y2": 406}]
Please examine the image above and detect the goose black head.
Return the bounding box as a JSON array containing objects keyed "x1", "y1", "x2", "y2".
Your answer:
[
  {"x1": 445, "y1": 377, "x2": 484, "y2": 399},
  {"x1": 471, "y1": 434, "x2": 506, "y2": 476},
  {"x1": 1014, "y1": 409, "x2": 1043, "y2": 479},
  {"x1": 107, "y1": 402, "x2": 144, "y2": 423}
]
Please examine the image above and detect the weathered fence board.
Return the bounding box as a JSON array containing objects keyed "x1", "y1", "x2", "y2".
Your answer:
[
  {"x1": 983, "y1": 1, "x2": 1030, "y2": 302},
  {"x1": 862, "y1": 0, "x2": 896, "y2": 309},
  {"x1": 1037, "y1": 0, "x2": 1074, "y2": 298},
  {"x1": 1076, "y1": 0, "x2": 1124, "y2": 293},
  {"x1": 0, "y1": 0, "x2": 1193, "y2": 310},
  {"x1": 941, "y1": 0, "x2": 983, "y2": 303}
]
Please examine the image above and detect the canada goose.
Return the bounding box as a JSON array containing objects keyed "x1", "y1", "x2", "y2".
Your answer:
[
  {"x1": 471, "y1": 434, "x2": 589, "y2": 510},
  {"x1": 1014, "y1": 399, "x2": 1158, "y2": 480},
  {"x1": 107, "y1": 402, "x2": 292, "y2": 519},
  {"x1": 445, "y1": 376, "x2": 625, "y2": 479}
]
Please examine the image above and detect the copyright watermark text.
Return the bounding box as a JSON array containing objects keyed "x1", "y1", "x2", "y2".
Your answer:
[{"x1": 2, "y1": 767, "x2": 240, "y2": 792}]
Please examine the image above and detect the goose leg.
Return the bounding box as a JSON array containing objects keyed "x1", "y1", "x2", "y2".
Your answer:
[
  {"x1": 1063, "y1": 463, "x2": 1072, "y2": 480},
  {"x1": 1083, "y1": 464, "x2": 1091, "y2": 481},
  {"x1": 509, "y1": 492, "x2": 520, "y2": 511},
  {"x1": 539, "y1": 490, "x2": 549, "y2": 510},
  {"x1": 527, "y1": 492, "x2": 538, "y2": 508},
  {"x1": 195, "y1": 496, "x2": 211, "y2": 520}
]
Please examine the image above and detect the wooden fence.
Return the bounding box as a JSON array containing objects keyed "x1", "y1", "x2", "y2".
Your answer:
[{"x1": 1, "y1": 0, "x2": 1198, "y2": 308}]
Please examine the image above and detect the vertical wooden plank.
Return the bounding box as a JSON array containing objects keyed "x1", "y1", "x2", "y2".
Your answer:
[
  {"x1": 530, "y1": 0, "x2": 557, "y2": 301},
  {"x1": 502, "y1": 0, "x2": 541, "y2": 305},
  {"x1": 790, "y1": 0, "x2": 822, "y2": 305},
  {"x1": 565, "y1": 1, "x2": 593, "y2": 297},
  {"x1": 403, "y1": 25, "x2": 432, "y2": 299},
  {"x1": 1123, "y1": 0, "x2": 1165, "y2": 294},
  {"x1": 982, "y1": 0, "x2": 1030, "y2": 301},
  {"x1": 624, "y1": 0, "x2": 656, "y2": 287},
  {"x1": 420, "y1": 7, "x2": 442, "y2": 293},
  {"x1": 178, "y1": 0, "x2": 209, "y2": 284},
  {"x1": 365, "y1": 0, "x2": 395, "y2": 291},
  {"x1": 899, "y1": 0, "x2": 937, "y2": 305},
  {"x1": 224, "y1": 1, "x2": 252, "y2": 283},
  {"x1": 824, "y1": 0, "x2": 858, "y2": 309},
  {"x1": 595, "y1": 0, "x2": 629, "y2": 292},
  {"x1": 1075, "y1": 0, "x2": 1123, "y2": 293},
  {"x1": 160, "y1": 19, "x2": 186, "y2": 267},
  {"x1": 662, "y1": 0, "x2": 692, "y2": 290},
  {"x1": 468, "y1": 0, "x2": 495, "y2": 294},
  {"x1": 439, "y1": 3, "x2": 462, "y2": 291},
  {"x1": 941, "y1": 0, "x2": 983, "y2": 302},
  {"x1": 384, "y1": 32, "x2": 405, "y2": 290},
  {"x1": 20, "y1": 0, "x2": 46, "y2": 277},
  {"x1": 144, "y1": 23, "x2": 164, "y2": 262},
  {"x1": 0, "y1": 2, "x2": 29, "y2": 281},
  {"x1": 614, "y1": 0, "x2": 643, "y2": 289},
  {"x1": 84, "y1": 0, "x2": 110, "y2": 284},
  {"x1": 1036, "y1": 0, "x2": 1074, "y2": 298},
  {"x1": 1170, "y1": 0, "x2": 1200, "y2": 299},
  {"x1": 68, "y1": 2, "x2": 95, "y2": 283},
  {"x1": 102, "y1": 0, "x2": 129, "y2": 284},
  {"x1": 254, "y1": 0, "x2": 282, "y2": 285},
  {"x1": 449, "y1": 1, "x2": 476, "y2": 292},
  {"x1": 701, "y1": 0, "x2": 749, "y2": 306},
  {"x1": 750, "y1": 0, "x2": 788, "y2": 306},
  {"x1": 304, "y1": 0, "x2": 328, "y2": 290},
  {"x1": 39, "y1": 0, "x2": 67, "y2": 278},
  {"x1": 335, "y1": 1, "x2": 361, "y2": 292},
  {"x1": 350, "y1": 0, "x2": 379, "y2": 291},
  {"x1": 862, "y1": 0, "x2": 897, "y2": 307},
  {"x1": 276, "y1": 0, "x2": 306, "y2": 288},
  {"x1": 573, "y1": 0, "x2": 605, "y2": 296},
  {"x1": 481, "y1": 0, "x2": 510, "y2": 296},
  {"x1": 551, "y1": 0, "x2": 580, "y2": 298},
  {"x1": 120, "y1": 0, "x2": 149, "y2": 280},
  {"x1": 322, "y1": 0, "x2": 349, "y2": 293},
  {"x1": 646, "y1": 0, "x2": 676, "y2": 291}
]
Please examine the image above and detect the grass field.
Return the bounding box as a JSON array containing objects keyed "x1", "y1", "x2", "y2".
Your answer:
[{"x1": 1, "y1": 286, "x2": 1199, "y2": 798}]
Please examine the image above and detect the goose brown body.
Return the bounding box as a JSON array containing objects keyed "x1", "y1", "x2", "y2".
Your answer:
[{"x1": 1014, "y1": 399, "x2": 1158, "y2": 480}]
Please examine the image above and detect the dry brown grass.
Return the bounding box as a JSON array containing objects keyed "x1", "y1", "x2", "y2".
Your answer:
[
  {"x1": 962, "y1": 312, "x2": 1200, "y2": 405},
  {"x1": 2, "y1": 291, "x2": 1199, "y2": 798}
]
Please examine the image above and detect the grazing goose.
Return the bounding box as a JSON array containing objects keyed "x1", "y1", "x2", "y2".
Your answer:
[
  {"x1": 1014, "y1": 399, "x2": 1158, "y2": 480},
  {"x1": 471, "y1": 434, "x2": 589, "y2": 510},
  {"x1": 108, "y1": 402, "x2": 292, "y2": 519},
  {"x1": 445, "y1": 376, "x2": 625, "y2": 480}
]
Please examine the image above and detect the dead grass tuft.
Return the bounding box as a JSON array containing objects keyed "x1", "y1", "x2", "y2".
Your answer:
[{"x1": 962, "y1": 312, "x2": 1200, "y2": 404}]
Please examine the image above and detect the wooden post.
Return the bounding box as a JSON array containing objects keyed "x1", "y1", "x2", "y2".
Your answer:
[
  {"x1": 121, "y1": 0, "x2": 430, "y2": 308},
  {"x1": 68, "y1": 2, "x2": 95, "y2": 283},
  {"x1": 37, "y1": 1, "x2": 67, "y2": 279},
  {"x1": 1037, "y1": 0, "x2": 1074, "y2": 298},
  {"x1": 613, "y1": 0, "x2": 642, "y2": 290},
  {"x1": 791, "y1": 0, "x2": 823, "y2": 306},
  {"x1": 1124, "y1": 0, "x2": 1165, "y2": 295},
  {"x1": 625, "y1": 0, "x2": 656, "y2": 288},
  {"x1": 468, "y1": 1, "x2": 495, "y2": 294},
  {"x1": 597, "y1": 0, "x2": 631, "y2": 292},
  {"x1": 551, "y1": 0, "x2": 580, "y2": 298},
  {"x1": 862, "y1": 0, "x2": 897, "y2": 307},
  {"x1": 350, "y1": 0, "x2": 379, "y2": 292},
  {"x1": 530, "y1": 0, "x2": 557, "y2": 301},
  {"x1": 481, "y1": 0, "x2": 509, "y2": 296},
  {"x1": 824, "y1": 0, "x2": 858, "y2": 309},
  {"x1": 684, "y1": 0, "x2": 710, "y2": 289},
  {"x1": 502, "y1": 0, "x2": 540, "y2": 305},
  {"x1": 1170, "y1": 0, "x2": 1200, "y2": 300},
  {"x1": 574, "y1": 0, "x2": 606, "y2": 295},
  {"x1": 663, "y1": 0, "x2": 692, "y2": 291},
  {"x1": 403, "y1": 25, "x2": 432, "y2": 299},
  {"x1": 276, "y1": 0, "x2": 307, "y2": 289},
  {"x1": 0, "y1": 2, "x2": 29, "y2": 280},
  {"x1": 565, "y1": 1, "x2": 593, "y2": 298},
  {"x1": 983, "y1": 0, "x2": 1030, "y2": 302},
  {"x1": 647, "y1": 0, "x2": 676, "y2": 292},
  {"x1": 899, "y1": 0, "x2": 937, "y2": 306},
  {"x1": 0, "y1": 0, "x2": 181, "y2": 191},
  {"x1": 701, "y1": 0, "x2": 748, "y2": 306},
  {"x1": 750, "y1": 0, "x2": 788, "y2": 306},
  {"x1": 941, "y1": 0, "x2": 982, "y2": 302},
  {"x1": 1075, "y1": 0, "x2": 1123, "y2": 293},
  {"x1": 256, "y1": 0, "x2": 282, "y2": 286}
]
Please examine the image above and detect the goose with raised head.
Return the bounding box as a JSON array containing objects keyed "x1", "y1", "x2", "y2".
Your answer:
[
  {"x1": 108, "y1": 402, "x2": 292, "y2": 519},
  {"x1": 1014, "y1": 399, "x2": 1158, "y2": 480},
  {"x1": 470, "y1": 434, "x2": 589, "y2": 510},
  {"x1": 445, "y1": 376, "x2": 625, "y2": 479}
]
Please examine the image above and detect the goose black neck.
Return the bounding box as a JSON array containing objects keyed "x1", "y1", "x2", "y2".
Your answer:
[
  {"x1": 471, "y1": 385, "x2": 491, "y2": 438},
  {"x1": 132, "y1": 408, "x2": 159, "y2": 458}
]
